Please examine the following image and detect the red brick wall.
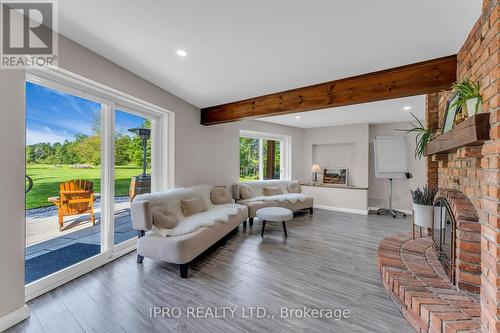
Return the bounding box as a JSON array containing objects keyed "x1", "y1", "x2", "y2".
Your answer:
[
  {"x1": 426, "y1": 93, "x2": 439, "y2": 188},
  {"x1": 425, "y1": 1, "x2": 499, "y2": 331},
  {"x1": 476, "y1": 1, "x2": 499, "y2": 332}
]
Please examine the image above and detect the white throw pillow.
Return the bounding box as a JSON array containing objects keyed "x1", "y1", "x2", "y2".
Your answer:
[
  {"x1": 210, "y1": 187, "x2": 232, "y2": 204},
  {"x1": 287, "y1": 181, "x2": 301, "y2": 193},
  {"x1": 151, "y1": 206, "x2": 179, "y2": 229},
  {"x1": 262, "y1": 186, "x2": 283, "y2": 196},
  {"x1": 181, "y1": 197, "x2": 208, "y2": 217},
  {"x1": 239, "y1": 184, "x2": 255, "y2": 199}
]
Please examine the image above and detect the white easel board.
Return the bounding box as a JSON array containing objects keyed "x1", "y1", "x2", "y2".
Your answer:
[{"x1": 374, "y1": 136, "x2": 408, "y2": 179}]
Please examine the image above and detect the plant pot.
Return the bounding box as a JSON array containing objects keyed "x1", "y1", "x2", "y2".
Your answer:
[
  {"x1": 413, "y1": 203, "x2": 433, "y2": 228},
  {"x1": 465, "y1": 97, "x2": 481, "y2": 116}
]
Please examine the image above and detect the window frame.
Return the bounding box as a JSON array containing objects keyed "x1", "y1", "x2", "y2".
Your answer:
[
  {"x1": 24, "y1": 67, "x2": 175, "y2": 300},
  {"x1": 239, "y1": 129, "x2": 291, "y2": 180}
]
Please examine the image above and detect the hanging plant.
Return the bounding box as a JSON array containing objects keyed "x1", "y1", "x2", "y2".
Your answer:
[
  {"x1": 451, "y1": 78, "x2": 482, "y2": 116},
  {"x1": 396, "y1": 113, "x2": 436, "y2": 160}
]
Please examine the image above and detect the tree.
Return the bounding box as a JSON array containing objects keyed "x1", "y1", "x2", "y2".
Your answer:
[
  {"x1": 239, "y1": 137, "x2": 259, "y2": 180},
  {"x1": 72, "y1": 135, "x2": 101, "y2": 165},
  {"x1": 115, "y1": 133, "x2": 132, "y2": 166}
]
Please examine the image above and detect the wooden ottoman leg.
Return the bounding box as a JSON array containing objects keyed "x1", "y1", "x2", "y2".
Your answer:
[
  {"x1": 261, "y1": 220, "x2": 266, "y2": 237},
  {"x1": 282, "y1": 221, "x2": 288, "y2": 238},
  {"x1": 249, "y1": 217, "x2": 254, "y2": 226}
]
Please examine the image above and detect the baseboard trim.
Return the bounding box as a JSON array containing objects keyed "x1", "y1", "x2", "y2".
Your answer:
[
  {"x1": 314, "y1": 204, "x2": 368, "y2": 215},
  {"x1": 368, "y1": 207, "x2": 413, "y2": 215},
  {"x1": 0, "y1": 305, "x2": 30, "y2": 332}
]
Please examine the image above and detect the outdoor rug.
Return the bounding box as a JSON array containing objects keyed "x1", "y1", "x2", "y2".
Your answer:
[{"x1": 25, "y1": 242, "x2": 100, "y2": 284}]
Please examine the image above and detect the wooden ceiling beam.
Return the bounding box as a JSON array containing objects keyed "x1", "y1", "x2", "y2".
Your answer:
[{"x1": 200, "y1": 55, "x2": 457, "y2": 125}]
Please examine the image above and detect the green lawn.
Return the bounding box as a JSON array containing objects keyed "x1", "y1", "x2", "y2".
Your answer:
[{"x1": 26, "y1": 164, "x2": 145, "y2": 209}]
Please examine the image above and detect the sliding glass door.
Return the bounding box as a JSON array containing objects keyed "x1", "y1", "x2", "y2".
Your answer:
[
  {"x1": 24, "y1": 69, "x2": 171, "y2": 299},
  {"x1": 25, "y1": 81, "x2": 106, "y2": 285}
]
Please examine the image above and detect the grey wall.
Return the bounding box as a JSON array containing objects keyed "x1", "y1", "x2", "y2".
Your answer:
[
  {"x1": 303, "y1": 123, "x2": 370, "y2": 187},
  {"x1": 0, "y1": 70, "x2": 26, "y2": 319},
  {"x1": 199, "y1": 120, "x2": 305, "y2": 185},
  {"x1": 368, "y1": 122, "x2": 426, "y2": 211}
]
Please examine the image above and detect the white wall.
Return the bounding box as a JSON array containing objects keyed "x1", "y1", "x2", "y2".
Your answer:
[
  {"x1": 303, "y1": 123, "x2": 369, "y2": 187},
  {"x1": 199, "y1": 120, "x2": 305, "y2": 185},
  {"x1": 0, "y1": 34, "x2": 204, "y2": 324},
  {"x1": 368, "y1": 122, "x2": 426, "y2": 211}
]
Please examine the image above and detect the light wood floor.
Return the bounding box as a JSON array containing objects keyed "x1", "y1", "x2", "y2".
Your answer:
[{"x1": 8, "y1": 209, "x2": 414, "y2": 333}]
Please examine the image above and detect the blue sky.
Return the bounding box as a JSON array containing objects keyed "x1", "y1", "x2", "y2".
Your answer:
[{"x1": 26, "y1": 82, "x2": 146, "y2": 145}]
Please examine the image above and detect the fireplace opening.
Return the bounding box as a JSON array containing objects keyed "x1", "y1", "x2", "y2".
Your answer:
[
  {"x1": 432, "y1": 198, "x2": 456, "y2": 284},
  {"x1": 431, "y1": 189, "x2": 481, "y2": 293}
]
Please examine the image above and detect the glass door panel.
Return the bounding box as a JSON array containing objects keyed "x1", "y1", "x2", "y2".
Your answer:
[
  {"x1": 25, "y1": 81, "x2": 103, "y2": 284},
  {"x1": 113, "y1": 109, "x2": 153, "y2": 245}
]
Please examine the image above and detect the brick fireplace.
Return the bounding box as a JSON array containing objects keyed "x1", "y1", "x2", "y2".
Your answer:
[
  {"x1": 425, "y1": 1, "x2": 499, "y2": 331},
  {"x1": 379, "y1": 1, "x2": 499, "y2": 332}
]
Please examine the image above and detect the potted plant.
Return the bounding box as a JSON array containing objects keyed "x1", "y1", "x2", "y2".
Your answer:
[
  {"x1": 410, "y1": 187, "x2": 438, "y2": 229},
  {"x1": 451, "y1": 78, "x2": 482, "y2": 117},
  {"x1": 397, "y1": 113, "x2": 436, "y2": 160}
]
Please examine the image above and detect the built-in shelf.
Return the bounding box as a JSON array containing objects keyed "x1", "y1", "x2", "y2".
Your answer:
[
  {"x1": 300, "y1": 183, "x2": 368, "y2": 190},
  {"x1": 424, "y1": 113, "x2": 490, "y2": 156}
]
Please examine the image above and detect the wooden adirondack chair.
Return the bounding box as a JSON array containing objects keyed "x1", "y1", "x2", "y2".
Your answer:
[{"x1": 48, "y1": 179, "x2": 96, "y2": 231}]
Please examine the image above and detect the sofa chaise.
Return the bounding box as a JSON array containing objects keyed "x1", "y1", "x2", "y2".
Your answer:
[
  {"x1": 130, "y1": 185, "x2": 248, "y2": 278},
  {"x1": 232, "y1": 180, "x2": 313, "y2": 226}
]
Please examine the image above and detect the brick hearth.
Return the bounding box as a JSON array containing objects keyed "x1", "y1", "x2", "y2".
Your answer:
[{"x1": 378, "y1": 234, "x2": 480, "y2": 333}]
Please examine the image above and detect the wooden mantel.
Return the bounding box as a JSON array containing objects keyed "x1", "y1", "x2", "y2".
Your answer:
[
  {"x1": 424, "y1": 113, "x2": 490, "y2": 156},
  {"x1": 201, "y1": 55, "x2": 457, "y2": 125}
]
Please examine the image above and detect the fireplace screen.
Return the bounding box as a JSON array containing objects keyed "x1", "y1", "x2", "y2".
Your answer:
[{"x1": 432, "y1": 199, "x2": 456, "y2": 283}]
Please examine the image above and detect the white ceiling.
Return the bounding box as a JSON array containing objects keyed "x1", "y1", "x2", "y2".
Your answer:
[
  {"x1": 257, "y1": 95, "x2": 425, "y2": 128},
  {"x1": 58, "y1": 1, "x2": 481, "y2": 108}
]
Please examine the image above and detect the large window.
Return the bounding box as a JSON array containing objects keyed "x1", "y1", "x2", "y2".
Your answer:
[
  {"x1": 24, "y1": 67, "x2": 173, "y2": 299},
  {"x1": 239, "y1": 130, "x2": 290, "y2": 181}
]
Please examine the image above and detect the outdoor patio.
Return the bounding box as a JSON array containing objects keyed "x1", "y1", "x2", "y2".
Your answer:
[{"x1": 25, "y1": 197, "x2": 136, "y2": 284}]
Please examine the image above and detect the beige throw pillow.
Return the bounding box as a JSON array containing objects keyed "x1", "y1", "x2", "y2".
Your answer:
[
  {"x1": 210, "y1": 187, "x2": 232, "y2": 204},
  {"x1": 239, "y1": 184, "x2": 255, "y2": 199},
  {"x1": 151, "y1": 206, "x2": 179, "y2": 229},
  {"x1": 287, "y1": 181, "x2": 301, "y2": 193},
  {"x1": 181, "y1": 197, "x2": 208, "y2": 217},
  {"x1": 262, "y1": 186, "x2": 283, "y2": 196}
]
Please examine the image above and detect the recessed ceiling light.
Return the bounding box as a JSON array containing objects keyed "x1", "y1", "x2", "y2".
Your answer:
[
  {"x1": 403, "y1": 106, "x2": 411, "y2": 110},
  {"x1": 176, "y1": 50, "x2": 187, "y2": 57},
  {"x1": 295, "y1": 116, "x2": 301, "y2": 119}
]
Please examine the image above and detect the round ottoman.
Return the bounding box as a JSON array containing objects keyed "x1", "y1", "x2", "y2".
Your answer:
[{"x1": 256, "y1": 207, "x2": 293, "y2": 238}]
